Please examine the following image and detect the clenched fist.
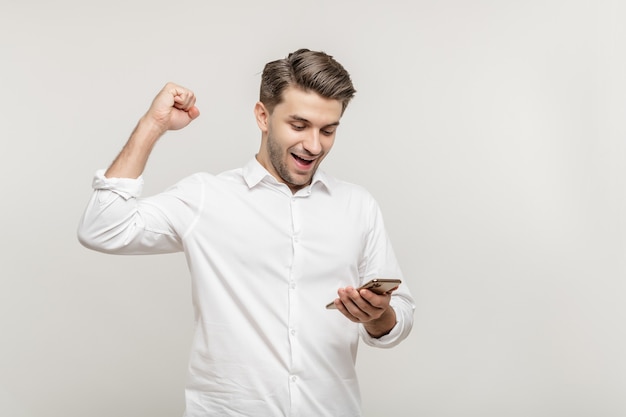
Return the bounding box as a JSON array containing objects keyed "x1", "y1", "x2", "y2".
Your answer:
[
  {"x1": 104, "y1": 82, "x2": 201, "y2": 179},
  {"x1": 145, "y1": 82, "x2": 200, "y2": 134}
]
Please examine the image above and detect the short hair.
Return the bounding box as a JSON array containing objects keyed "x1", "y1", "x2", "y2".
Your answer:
[{"x1": 260, "y1": 48, "x2": 356, "y2": 114}]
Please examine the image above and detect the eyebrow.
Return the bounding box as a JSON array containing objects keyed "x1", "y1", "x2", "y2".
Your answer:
[{"x1": 289, "y1": 115, "x2": 341, "y2": 128}]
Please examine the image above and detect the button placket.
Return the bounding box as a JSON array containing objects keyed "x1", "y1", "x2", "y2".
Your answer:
[{"x1": 287, "y1": 196, "x2": 301, "y2": 401}]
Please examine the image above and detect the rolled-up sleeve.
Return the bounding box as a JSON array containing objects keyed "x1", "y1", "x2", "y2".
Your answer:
[{"x1": 77, "y1": 170, "x2": 197, "y2": 255}]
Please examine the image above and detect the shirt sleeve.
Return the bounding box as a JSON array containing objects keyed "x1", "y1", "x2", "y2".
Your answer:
[
  {"x1": 77, "y1": 170, "x2": 202, "y2": 255},
  {"x1": 359, "y1": 294, "x2": 415, "y2": 348},
  {"x1": 358, "y1": 196, "x2": 416, "y2": 348}
]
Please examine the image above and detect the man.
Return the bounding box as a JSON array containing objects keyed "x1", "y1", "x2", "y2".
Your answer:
[{"x1": 78, "y1": 48, "x2": 414, "y2": 416}]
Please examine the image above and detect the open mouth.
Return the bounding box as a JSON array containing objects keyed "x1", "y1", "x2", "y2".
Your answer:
[{"x1": 292, "y1": 153, "x2": 314, "y2": 167}]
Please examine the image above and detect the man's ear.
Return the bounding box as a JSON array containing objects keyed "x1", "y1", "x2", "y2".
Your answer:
[{"x1": 254, "y1": 101, "x2": 269, "y2": 133}]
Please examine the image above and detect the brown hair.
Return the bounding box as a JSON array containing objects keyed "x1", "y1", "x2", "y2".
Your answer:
[{"x1": 260, "y1": 48, "x2": 356, "y2": 114}]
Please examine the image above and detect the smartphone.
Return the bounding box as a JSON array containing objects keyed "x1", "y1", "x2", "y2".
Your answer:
[{"x1": 326, "y1": 278, "x2": 401, "y2": 309}]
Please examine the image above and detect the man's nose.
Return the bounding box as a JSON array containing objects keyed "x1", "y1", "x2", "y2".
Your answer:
[{"x1": 303, "y1": 130, "x2": 322, "y2": 155}]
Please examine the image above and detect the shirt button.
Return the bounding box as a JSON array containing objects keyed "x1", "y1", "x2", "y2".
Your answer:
[
  {"x1": 289, "y1": 281, "x2": 296, "y2": 289},
  {"x1": 291, "y1": 375, "x2": 297, "y2": 382},
  {"x1": 290, "y1": 329, "x2": 296, "y2": 336}
]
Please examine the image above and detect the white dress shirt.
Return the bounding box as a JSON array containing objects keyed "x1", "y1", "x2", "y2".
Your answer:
[{"x1": 78, "y1": 158, "x2": 415, "y2": 417}]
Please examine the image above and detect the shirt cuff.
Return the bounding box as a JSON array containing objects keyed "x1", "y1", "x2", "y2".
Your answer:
[
  {"x1": 359, "y1": 306, "x2": 404, "y2": 348},
  {"x1": 92, "y1": 169, "x2": 144, "y2": 200}
]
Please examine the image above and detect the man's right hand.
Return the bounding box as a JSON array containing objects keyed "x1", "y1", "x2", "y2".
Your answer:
[
  {"x1": 104, "y1": 82, "x2": 200, "y2": 179},
  {"x1": 145, "y1": 82, "x2": 201, "y2": 134}
]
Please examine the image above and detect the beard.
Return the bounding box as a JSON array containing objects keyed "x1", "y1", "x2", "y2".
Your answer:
[{"x1": 266, "y1": 131, "x2": 316, "y2": 191}]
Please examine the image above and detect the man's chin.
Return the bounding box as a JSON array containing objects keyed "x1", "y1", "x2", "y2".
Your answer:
[{"x1": 285, "y1": 173, "x2": 314, "y2": 191}]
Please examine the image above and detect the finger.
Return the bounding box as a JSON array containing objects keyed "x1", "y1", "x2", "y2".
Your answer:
[
  {"x1": 340, "y1": 288, "x2": 375, "y2": 321},
  {"x1": 334, "y1": 300, "x2": 363, "y2": 323},
  {"x1": 173, "y1": 93, "x2": 196, "y2": 111},
  {"x1": 345, "y1": 287, "x2": 381, "y2": 310},
  {"x1": 359, "y1": 289, "x2": 391, "y2": 309},
  {"x1": 169, "y1": 84, "x2": 196, "y2": 107}
]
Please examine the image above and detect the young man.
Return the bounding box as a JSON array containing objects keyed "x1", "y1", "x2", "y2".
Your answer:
[{"x1": 78, "y1": 48, "x2": 414, "y2": 416}]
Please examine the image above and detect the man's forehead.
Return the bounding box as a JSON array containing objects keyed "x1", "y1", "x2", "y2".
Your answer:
[{"x1": 277, "y1": 87, "x2": 343, "y2": 122}]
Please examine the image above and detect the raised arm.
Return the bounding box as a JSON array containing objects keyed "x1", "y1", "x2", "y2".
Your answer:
[
  {"x1": 77, "y1": 83, "x2": 201, "y2": 255},
  {"x1": 106, "y1": 82, "x2": 200, "y2": 179}
]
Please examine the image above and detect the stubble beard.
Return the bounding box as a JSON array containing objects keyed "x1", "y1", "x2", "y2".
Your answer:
[{"x1": 267, "y1": 132, "x2": 313, "y2": 191}]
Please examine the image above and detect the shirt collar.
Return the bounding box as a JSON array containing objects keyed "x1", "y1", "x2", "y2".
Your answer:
[{"x1": 243, "y1": 157, "x2": 333, "y2": 195}]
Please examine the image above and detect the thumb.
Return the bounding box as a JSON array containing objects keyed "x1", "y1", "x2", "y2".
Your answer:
[{"x1": 188, "y1": 106, "x2": 200, "y2": 120}]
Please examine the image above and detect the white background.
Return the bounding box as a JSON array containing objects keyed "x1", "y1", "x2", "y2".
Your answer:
[{"x1": 1, "y1": 1, "x2": 624, "y2": 416}]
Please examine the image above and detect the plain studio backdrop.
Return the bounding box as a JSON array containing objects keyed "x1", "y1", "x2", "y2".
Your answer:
[{"x1": 1, "y1": 1, "x2": 624, "y2": 416}]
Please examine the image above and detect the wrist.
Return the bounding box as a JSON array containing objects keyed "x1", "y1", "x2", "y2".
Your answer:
[
  {"x1": 136, "y1": 115, "x2": 167, "y2": 143},
  {"x1": 364, "y1": 307, "x2": 397, "y2": 338}
]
